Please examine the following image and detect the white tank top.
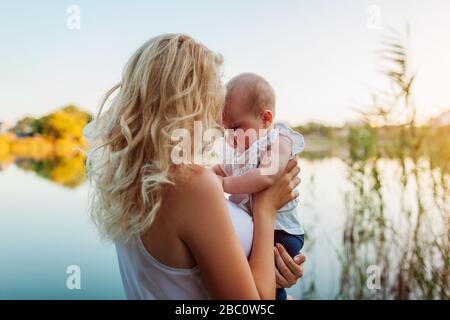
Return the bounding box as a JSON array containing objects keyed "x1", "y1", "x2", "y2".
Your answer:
[{"x1": 115, "y1": 200, "x2": 253, "y2": 300}]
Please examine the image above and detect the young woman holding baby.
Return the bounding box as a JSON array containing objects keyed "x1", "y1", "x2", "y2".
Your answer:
[{"x1": 85, "y1": 34, "x2": 305, "y2": 299}]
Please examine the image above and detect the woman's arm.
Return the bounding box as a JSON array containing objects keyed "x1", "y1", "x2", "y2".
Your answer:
[
  {"x1": 178, "y1": 170, "x2": 268, "y2": 299},
  {"x1": 251, "y1": 159, "x2": 301, "y2": 296},
  {"x1": 178, "y1": 160, "x2": 300, "y2": 299}
]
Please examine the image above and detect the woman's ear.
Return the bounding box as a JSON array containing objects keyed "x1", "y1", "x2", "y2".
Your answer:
[{"x1": 261, "y1": 110, "x2": 273, "y2": 128}]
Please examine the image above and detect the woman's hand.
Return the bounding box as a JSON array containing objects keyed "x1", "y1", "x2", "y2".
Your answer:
[
  {"x1": 252, "y1": 158, "x2": 301, "y2": 215},
  {"x1": 252, "y1": 158, "x2": 304, "y2": 289},
  {"x1": 274, "y1": 244, "x2": 305, "y2": 288}
]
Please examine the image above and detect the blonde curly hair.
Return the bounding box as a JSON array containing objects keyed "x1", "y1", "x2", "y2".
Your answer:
[{"x1": 84, "y1": 34, "x2": 224, "y2": 242}]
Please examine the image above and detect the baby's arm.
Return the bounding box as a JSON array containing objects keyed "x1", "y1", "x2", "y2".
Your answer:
[
  {"x1": 213, "y1": 164, "x2": 226, "y2": 177},
  {"x1": 222, "y1": 136, "x2": 292, "y2": 194}
]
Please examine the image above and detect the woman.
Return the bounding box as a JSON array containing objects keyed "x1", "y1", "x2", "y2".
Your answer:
[{"x1": 85, "y1": 34, "x2": 305, "y2": 299}]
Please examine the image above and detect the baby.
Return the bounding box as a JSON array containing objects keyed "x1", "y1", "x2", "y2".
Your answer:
[{"x1": 213, "y1": 73, "x2": 305, "y2": 300}]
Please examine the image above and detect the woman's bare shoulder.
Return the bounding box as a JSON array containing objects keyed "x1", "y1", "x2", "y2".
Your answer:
[
  {"x1": 164, "y1": 165, "x2": 228, "y2": 233},
  {"x1": 170, "y1": 165, "x2": 221, "y2": 193},
  {"x1": 163, "y1": 165, "x2": 224, "y2": 213}
]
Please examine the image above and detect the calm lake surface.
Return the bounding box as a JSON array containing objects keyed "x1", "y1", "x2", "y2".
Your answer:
[{"x1": 0, "y1": 155, "x2": 448, "y2": 299}]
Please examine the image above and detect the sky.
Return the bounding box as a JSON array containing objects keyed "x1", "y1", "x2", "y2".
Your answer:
[{"x1": 0, "y1": 0, "x2": 449, "y2": 126}]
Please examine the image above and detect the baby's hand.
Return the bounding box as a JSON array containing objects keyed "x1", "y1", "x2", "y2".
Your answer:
[{"x1": 212, "y1": 164, "x2": 226, "y2": 177}]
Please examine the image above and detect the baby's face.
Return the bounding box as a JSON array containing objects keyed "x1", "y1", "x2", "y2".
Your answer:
[{"x1": 222, "y1": 91, "x2": 265, "y2": 151}]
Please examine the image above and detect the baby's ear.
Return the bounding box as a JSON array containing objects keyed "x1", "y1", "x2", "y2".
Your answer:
[{"x1": 261, "y1": 110, "x2": 273, "y2": 127}]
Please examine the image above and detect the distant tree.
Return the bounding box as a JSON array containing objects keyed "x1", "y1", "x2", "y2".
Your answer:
[
  {"x1": 29, "y1": 105, "x2": 92, "y2": 140},
  {"x1": 31, "y1": 118, "x2": 45, "y2": 134},
  {"x1": 11, "y1": 117, "x2": 35, "y2": 135},
  {"x1": 294, "y1": 122, "x2": 337, "y2": 138}
]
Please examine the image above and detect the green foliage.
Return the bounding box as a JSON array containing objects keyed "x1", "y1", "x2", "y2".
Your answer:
[
  {"x1": 14, "y1": 105, "x2": 92, "y2": 140},
  {"x1": 347, "y1": 125, "x2": 376, "y2": 161},
  {"x1": 294, "y1": 122, "x2": 340, "y2": 138},
  {"x1": 11, "y1": 116, "x2": 35, "y2": 134},
  {"x1": 339, "y1": 27, "x2": 450, "y2": 300}
]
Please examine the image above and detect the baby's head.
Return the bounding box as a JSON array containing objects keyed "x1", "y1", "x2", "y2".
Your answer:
[
  {"x1": 222, "y1": 73, "x2": 275, "y2": 149},
  {"x1": 223, "y1": 72, "x2": 275, "y2": 131}
]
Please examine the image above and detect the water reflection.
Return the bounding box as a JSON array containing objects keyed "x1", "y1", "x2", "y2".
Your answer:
[
  {"x1": 1, "y1": 153, "x2": 86, "y2": 188},
  {"x1": 14, "y1": 154, "x2": 86, "y2": 188},
  {"x1": 0, "y1": 134, "x2": 448, "y2": 299}
]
